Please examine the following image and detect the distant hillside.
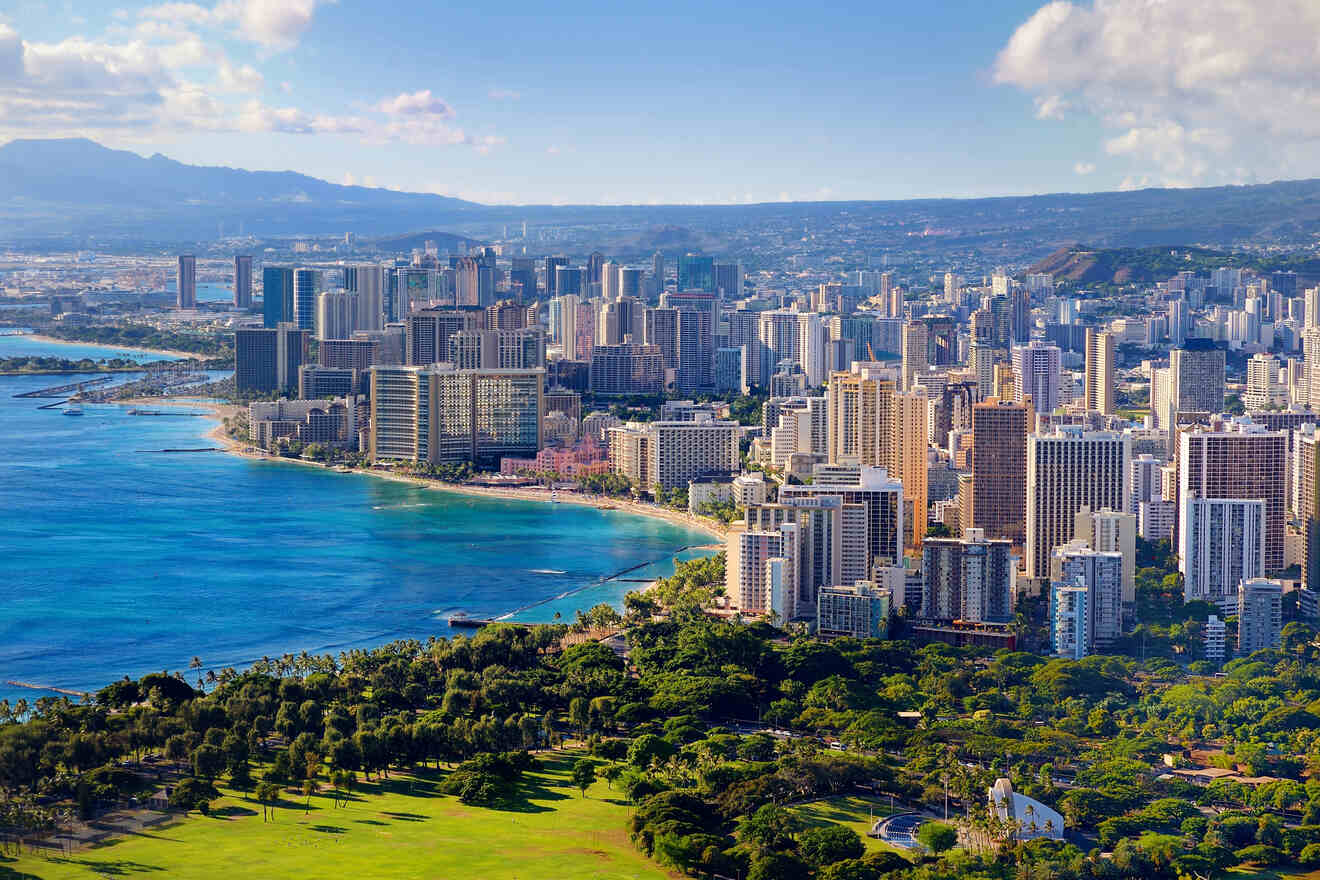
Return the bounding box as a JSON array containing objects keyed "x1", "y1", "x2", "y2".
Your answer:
[
  {"x1": 10, "y1": 138, "x2": 1320, "y2": 259},
  {"x1": 0, "y1": 138, "x2": 481, "y2": 242},
  {"x1": 1032, "y1": 244, "x2": 1320, "y2": 286},
  {"x1": 371, "y1": 230, "x2": 486, "y2": 253}
]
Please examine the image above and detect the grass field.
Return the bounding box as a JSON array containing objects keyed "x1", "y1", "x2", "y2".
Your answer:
[
  {"x1": 0, "y1": 753, "x2": 674, "y2": 880},
  {"x1": 787, "y1": 794, "x2": 909, "y2": 857}
]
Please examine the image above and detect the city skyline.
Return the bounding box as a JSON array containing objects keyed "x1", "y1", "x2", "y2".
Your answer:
[{"x1": 4, "y1": 0, "x2": 1317, "y2": 204}]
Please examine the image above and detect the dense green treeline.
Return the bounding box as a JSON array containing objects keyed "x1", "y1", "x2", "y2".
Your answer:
[{"x1": 4, "y1": 601, "x2": 1320, "y2": 879}]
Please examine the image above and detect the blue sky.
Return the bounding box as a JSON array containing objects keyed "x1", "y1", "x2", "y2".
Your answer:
[{"x1": 1, "y1": 0, "x2": 1316, "y2": 204}]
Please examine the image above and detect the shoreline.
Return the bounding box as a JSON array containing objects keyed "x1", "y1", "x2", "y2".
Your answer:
[
  {"x1": 19, "y1": 332, "x2": 202, "y2": 360},
  {"x1": 117, "y1": 395, "x2": 728, "y2": 544}
]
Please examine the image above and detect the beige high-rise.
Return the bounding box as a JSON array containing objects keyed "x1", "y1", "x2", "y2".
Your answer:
[
  {"x1": 826, "y1": 364, "x2": 928, "y2": 547},
  {"x1": 1026, "y1": 427, "x2": 1130, "y2": 580},
  {"x1": 1084, "y1": 328, "x2": 1116, "y2": 414},
  {"x1": 901, "y1": 321, "x2": 928, "y2": 391}
]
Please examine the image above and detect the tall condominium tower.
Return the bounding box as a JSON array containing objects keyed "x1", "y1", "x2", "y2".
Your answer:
[
  {"x1": 970, "y1": 398, "x2": 1032, "y2": 546},
  {"x1": 1026, "y1": 427, "x2": 1130, "y2": 580},
  {"x1": 1238, "y1": 578, "x2": 1283, "y2": 655},
  {"x1": 921, "y1": 528, "x2": 1015, "y2": 623},
  {"x1": 1170, "y1": 338, "x2": 1226, "y2": 415},
  {"x1": 316, "y1": 291, "x2": 358, "y2": 341},
  {"x1": 544, "y1": 256, "x2": 569, "y2": 296},
  {"x1": 1084, "y1": 328, "x2": 1116, "y2": 414},
  {"x1": 235, "y1": 323, "x2": 308, "y2": 393},
  {"x1": 1011, "y1": 340, "x2": 1061, "y2": 415},
  {"x1": 262, "y1": 266, "x2": 294, "y2": 328},
  {"x1": 780, "y1": 465, "x2": 904, "y2": 576},
  {"x1": 900, "y1": 321, "x2": 928, "y2": 391},
  {"x1": 1180, "y1": 495, "x2": 1265, "y2": 613},
  {"x1": 825, "y1": 364, "x2": 928, "y2": 547},
  {"x1": 1050, "y1": 543, "x2": 1123, "y2": 657},
  {"x1": 714, "y1": 262, "x2": 743, "y2": 299},
  {"x1": 177, "y1": 254, "x2": 196, "y2": 309},
  {"x1": 293, "y1": 268, "x2": 321, "y2": 332},
  {"x1": 233, "y1": 255, "x2": 252, "y2": 309},
  {"x1": 1176, "y1": 415, "x2": 1287, "y2": 572},
  {"x1": 677, "y1": 254, "x2": 715, "y2": 291},
  {"x1": 368, "y1": 364, "x2": 543, "y2": 466}
]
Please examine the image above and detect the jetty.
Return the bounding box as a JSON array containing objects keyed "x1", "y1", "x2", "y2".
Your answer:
[
  {"x1": 13, "y1": 376, "x2": 115, "y2": 398},
  {"x1": 5, "y1": 680, "x2": 91, "y2": 698}
]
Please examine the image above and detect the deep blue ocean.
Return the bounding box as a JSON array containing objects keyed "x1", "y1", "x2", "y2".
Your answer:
[{"x1": 0, "y1": 334, "x2": 712, "y2": 703}]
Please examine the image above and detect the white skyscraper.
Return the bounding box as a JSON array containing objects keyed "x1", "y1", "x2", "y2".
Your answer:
[
  {"x1": 1180, "y1": 496, "x2": 1265, "y2": 614},
  {"x1": 1012, "y1": 341, "x2": 1062, "y2": 415}
]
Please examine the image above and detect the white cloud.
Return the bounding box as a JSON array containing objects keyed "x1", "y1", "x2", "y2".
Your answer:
[
  {"x1": 140, "y1": 0, "x2": 324, "y2": 50},
  {"x1": 995, "y1": 0, "x2": 1320, "y2": 185},
  {"x1": 1073, "y1": 161, "x2": 1095, "y2": 175},
  {"x1": 375, "y1": 89, "x2": 453, "y2": 117},
  {"x1": 0, "y1": 18, "x2": 502, "y2": 153},
  {"x1": 1033, "y1": 94, "x2": 1068, "y2": 120}
]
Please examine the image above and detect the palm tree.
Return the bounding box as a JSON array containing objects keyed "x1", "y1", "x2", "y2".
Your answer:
[{"x1": 189, "y1": 657, "x2": 204, "y2": 692}]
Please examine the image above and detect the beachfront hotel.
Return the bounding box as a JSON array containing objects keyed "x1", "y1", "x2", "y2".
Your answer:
[{"x1": 368, "y1": 364, "x2": 544, "y2": 467}]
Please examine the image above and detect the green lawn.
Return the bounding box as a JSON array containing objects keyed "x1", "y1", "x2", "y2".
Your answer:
[
  {"x1": 1, "y1": 753, "x2": 672, "y2": 880},
  {"x1": 787, "y1": 794, "x2": 910, "y2": 857}
]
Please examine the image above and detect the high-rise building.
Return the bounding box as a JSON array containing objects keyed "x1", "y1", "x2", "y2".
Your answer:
[
  {"x1": 177, "y1": 255, "x2": 196, "y2": 309},
  {"x1": 509, "y1": 257, "x2": 537, "y2": 301},
  {"x1": 554, "y1": 266, "x2": 584, "y2": 298},
  {"x1": 727, "y1": 525, "x2": 799, "y2": 619},
  {"x1": 1050, "y1": 543, "x2": 1123, "y2": 657},
  {"x1": 586, "y1": 251, "x2": 606, "y2": 287},
  {"x1": 901, "y1": 321, "x2": 928, "y2": 391},
  {"x1": 1128, "y1": 454, "x2": 1163, "y2": 515},
  {"x1": 666, "y1": 291, "x2": 716, "y2": 391},
  {"x1": 368, "y1": 364, "x2": 543, "y2": 466},
  {"x1": 1012, "y1": 341, "x2": 1061, "y2": 415},
  {"x1": 316, "y1": 291, "x2": 358, "y2": 341},
  {"x1": 1180, "y1": 495, "x2": 1265, "y2": 614},
  {"x1": 817, "y1": 582, "x2": 890, "y2": 639},
  {"x1": 825, "y1": 364, "x2": 928, "y2": 546},
  {"x1": 643, "y1": 307, "x2": 680, "y2": 370},
  {"x1": 677, "y1": 254, "x2": 715, "y2": 291},
  {"x1": 1074, "y1": 507, "x2": 1137, "y2": 607},
  {"x1": 607, "y1": 420, "x2": 739, "y2": 490},
  {"x1": 971, "y1": 398, "x2": 1032, "y2": 546},
  {"x1": 714, "y1": 262, "x2": 743, "y2": 299},
  {"x1": 1084, "y1": 328, "x2": 1116, "y2": 414},
  {"x1": 235, "y1": 323, "x2": 308, "y2": 393},
  {"x1": 921, "y1": 528, "x2": 1015, "y2": 623},
  {"x1": 589, "y1": 343, "x2": 665, "y2": 395},
  {"x1": 1205, "y1": 615, "x2": 1227, "y2": 663},
  {"x1": 406, "y1": 309, "x2": 482, "y2": 366},
  {"x1": 448, "y1": 328, "x2": 545, "y2": 370},
  {"x1": 1297, "y1": 425, "x2": 1320, "y2": 592},
  {"x1": 347, "y1": 264, "x2": 387, "y2": 332},
  {"x1": 651, "y1": 251, "x2": 665, "y2": 297},
  {"x1": 744, "y1": 495, "x2": 847, "y2": 619},
  {"x1": 780, "y1": 465, "x2": 904, "y2": 577},
  {"x1": 1243, "y1": 353, "x2": 1284, "y2": 410},
  {"x1": 1051, "y1": 584, "x2": 1090, "y2": 659},
  {"x1": 234, "y1": 255, "x2": 253, "y2": 309},
  {"x1": 541, "y1": 257, "x2": 567, "y2": 297},
  {"x1": 1026, "y1": 427, "x2": 1130, "y2": 580},
  {"x1": 293, "y1": 268, "x2": 321, "y2": 332},
  {"x1": 262, "y1": 266, "x2": 294, "y2": 328},
  {"x1": 1238, "y1": 578, "x2": 1283, "y2": 655},
  {"x1": 618, "y1": 267, "x2": 644, "y2": 300},
  {"x1": 1170, "y1": 338, "x2": 1226, "y2": 415},
  {"x1": 1177, "y1": 416, "x2": 1287, "y2": 572}
]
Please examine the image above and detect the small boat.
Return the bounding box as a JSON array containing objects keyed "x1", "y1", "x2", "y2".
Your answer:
[{"x1": 63, "y1": 403, "x2": 83, "y2": 416}]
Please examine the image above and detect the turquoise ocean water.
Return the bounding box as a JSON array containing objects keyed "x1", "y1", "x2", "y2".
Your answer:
[{"x1": 0, "y1": 336, "x2": 713, "y2": 702}]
